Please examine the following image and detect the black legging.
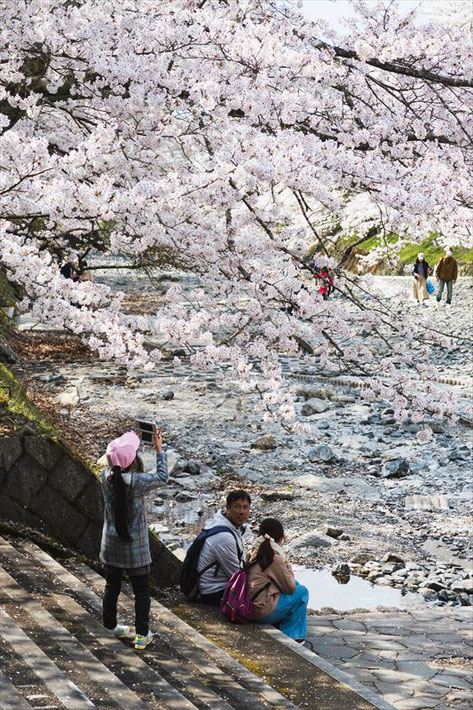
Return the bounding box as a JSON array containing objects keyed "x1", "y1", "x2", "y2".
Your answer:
[{"x1": 103, "y1": 569, "x2": 150, "y2": 636}]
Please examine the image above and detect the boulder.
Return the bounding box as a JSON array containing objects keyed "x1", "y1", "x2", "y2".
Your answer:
[
  {"x1": 382, "y1": 553, "x2": 405, "y2": 566},
  {"x1": 251, "y1": 434, "x2": 277, "y2": 451},
  {"x1": 301, "y1": 398, "x2": 331, "y2": 416},
  {"x1": 381, "y1": 458, "x2": 410, "y2": 478},
  {"x1": 291, "y1": 532, "x2": 332, "y2": 550},
  {"x1": 451, "y1": 579, "x2": 473, "y2": 594},
  {"x1": 308, "y1": 445, "x2": 335, "y2": 463},
  {"x1": 321, "y1": 525, "x2": 344, "y2": 539},
  {"x1": 260, "y1": 490, "x2": 294, "y2": 502},
  {"x1": 184, "y1": 460, "x2": 201, "y2": 475},
  {"x1": 53, "y1": 387, "x2": 80, "y2": 407}
]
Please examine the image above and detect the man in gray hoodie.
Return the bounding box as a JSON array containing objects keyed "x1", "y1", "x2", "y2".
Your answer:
[{"x1": 198, "y1": 490, "x2": 251, "y2": 606}]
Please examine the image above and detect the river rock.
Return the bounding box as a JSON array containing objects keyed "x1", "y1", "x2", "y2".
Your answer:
[
  {"x1": 308, "y1": 445, "x2": 335, "y2": 463},
  {"x1": 175, "y1": 491, "x2": 198, "y2": 502},
  {"x1": 251, "y1": 434, "x2": 277, "y2": 450},
  {"x1": 301, "y1": 398, "x2": 331, "y2": 416},
  {"x1": 260, "y1": 490, "x2": 294, "y2": 502},
  {"x1": 161, "y1": 390, "x2": 175, "y2": 400},
  {"x1": 321, "y1": 525, "x2": 343, "y2": 539},
  {"x1": 53, "y1": 387, "x2": 79, "y2": 407},
  {"x1": 451, "y1": 579, "x2": 473, "y2": 594},
  {"x1": 184, "y1": 460, "x2": 201, "y2": 475},
  {"x1": 290, "y1": 531, "x2": 332, "y2": 550},
  {"x1": 382, "y1": 553, "x2": 405, "y2": 566},
  {"x1": 381, "y1": 457, "x2": 410, "y2": 478}
]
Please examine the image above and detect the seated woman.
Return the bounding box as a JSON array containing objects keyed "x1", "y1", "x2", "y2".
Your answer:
[{"x1": 247, "y1": 518, "x2": 309, "y2": 643}]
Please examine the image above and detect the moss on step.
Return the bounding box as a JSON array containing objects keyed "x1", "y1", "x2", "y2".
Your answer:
[
  {"x1": 170, "y1": 602, "x2": 376, "y2": 709},
  {"x1": 0, "y1": 362, "x2": 98, "y2": 476},
  {"x1": 0, "y1": 363, "x2": 59, "y2": 439}
]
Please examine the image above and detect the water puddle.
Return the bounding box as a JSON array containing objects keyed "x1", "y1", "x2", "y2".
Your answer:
[{"x1": 293, "y1": 565, "x2": 422, "y2": 612}]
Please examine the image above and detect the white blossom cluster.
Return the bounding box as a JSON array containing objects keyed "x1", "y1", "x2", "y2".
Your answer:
[{"x1": 1, "y1": 0, "x2": 471, "y2": 424}]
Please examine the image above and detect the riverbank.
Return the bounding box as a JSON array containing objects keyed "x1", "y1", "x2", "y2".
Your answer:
[{"x1": 9, "y1": 274, "x2": 473, "y2": 611}]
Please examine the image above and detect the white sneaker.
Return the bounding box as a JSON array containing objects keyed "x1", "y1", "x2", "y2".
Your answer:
[
  {"x1": 110, "y1": 625, "x2": 131, "y2": 638},
  {"x1": 134, "y1": 631, "x2": 153, "y2": 650}
]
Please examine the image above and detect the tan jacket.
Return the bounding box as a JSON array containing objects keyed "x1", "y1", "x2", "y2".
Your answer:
[
  {"x1": 436, "y1": 256, "x2": 458, "y2": 282},
  {"x1": 247, "y1": 553, "x2": 296, "y2": 619}
]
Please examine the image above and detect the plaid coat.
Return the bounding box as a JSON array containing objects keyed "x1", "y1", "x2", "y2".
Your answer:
[{"x1": 100, "y1": 452, "x2": 168, "y2": 568}]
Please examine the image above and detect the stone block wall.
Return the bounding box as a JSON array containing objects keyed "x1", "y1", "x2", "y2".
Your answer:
[{"x1": 0, "y1": 432, "x2": 181, "y2": 585}]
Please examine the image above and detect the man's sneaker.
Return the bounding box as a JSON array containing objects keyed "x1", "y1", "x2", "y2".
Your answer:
[
  {"x1": 134, "y1": 631, "x2": 153, "y2": 650},
  {"x1": 110, "y1": 625, "x2": 131, "y2": 638}
]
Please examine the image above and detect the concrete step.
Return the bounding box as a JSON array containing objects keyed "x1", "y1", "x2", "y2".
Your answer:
[
  {"x1": 0, "y1": 607, "x2": 95, "y2": 709},
  {"x1": 0, "y1": 536, "x2": 199, "y2": 710},
  {"x1": 68, "y1": 560, "x2": 296, "y2": 710},
  {"x1": 0, "y1": 565, "x2": 148, "y2": 710},
  {"x1": 12, "y1": 536, "x2": 296, "y2": 710},
  {"x1": 0, "y1": 533, "x2": 390, "y2": 710},
  {"x1": 0, "y1": 669, "x2": 36, "y2": 709}
]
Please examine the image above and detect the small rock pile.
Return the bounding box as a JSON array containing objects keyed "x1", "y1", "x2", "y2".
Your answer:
[{"x1": 347, "y1": 553, "x2": 473, "y2": 606}]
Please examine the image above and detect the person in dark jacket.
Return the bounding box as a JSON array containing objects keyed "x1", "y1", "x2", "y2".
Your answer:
[
  {"x1": 412, "y1": 253, "x2": 430, "y2": 305},
  {"x1": 435, "y1": 248, "x2": 458, "y2": 305}
]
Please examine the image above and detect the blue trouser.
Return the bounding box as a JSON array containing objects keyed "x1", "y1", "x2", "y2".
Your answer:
[
  {"x1": 436, "y1": 279, "x2": 453, "y2": 304},
  {"x1": 259, "y1": 582, "x2": 309, "y2": 640}
]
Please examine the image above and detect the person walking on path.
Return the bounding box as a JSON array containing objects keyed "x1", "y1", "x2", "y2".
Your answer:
[
  {"x1": 197, "y1": 490, "x2": 251, "y2": 606},
  {"x1": 100, "y1": 429, "x2": 168, "y2": 649},
  {"x1": 247, "y1": 518, "x2": 309, "y2": 642},
  {"x1": 435, "y1": 248, "x2": 458, "y2": 305},
  {"x1": 412, "y1": 253, "x2": 431, "y2": 305}
]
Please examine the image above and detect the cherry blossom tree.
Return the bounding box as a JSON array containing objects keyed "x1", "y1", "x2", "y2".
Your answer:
[{"x1": 1, "y1": 0, "x2": 472, "y2": 424}]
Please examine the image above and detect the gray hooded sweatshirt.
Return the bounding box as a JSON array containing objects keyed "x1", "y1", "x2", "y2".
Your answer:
[{"x1": 197, "y1": 509, "x2": 247, "y2": 595}]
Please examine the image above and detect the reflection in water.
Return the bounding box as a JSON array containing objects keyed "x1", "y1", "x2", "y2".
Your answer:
[
  {"x1": 293, "y1": 566, "x2": 422, "y2": 612},
  {"x1": 334, "y1": 574, "x2": 350, "y2": 585}
]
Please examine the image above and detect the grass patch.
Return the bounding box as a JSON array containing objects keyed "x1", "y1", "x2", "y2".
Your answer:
[
  {"x1": 0, "y1": 363, "x2": 60, "y2": 438},
  {"x1": 355, "y1": 233, "x2": 473, "y2": 274},
  {"x1": 0, "y1": 363, "x2": 98, "y2": 475}
]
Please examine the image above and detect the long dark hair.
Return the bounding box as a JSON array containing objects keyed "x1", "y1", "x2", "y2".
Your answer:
[
  {"x1": 109, "y1": 466, "x2": 132, "y2": 543},
  {"x1": 255, "y1": 518, "x2": 284, "y2": 571}
]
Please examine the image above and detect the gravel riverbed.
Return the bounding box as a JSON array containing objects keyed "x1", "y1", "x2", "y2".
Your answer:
[{"x1": 13, "y1": 272, "x2": 473, "y2": 611}]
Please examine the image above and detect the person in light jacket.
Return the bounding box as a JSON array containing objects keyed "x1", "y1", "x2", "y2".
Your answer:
[
  {"x1": 435, "y1": 247, "x2": 458, "y2": 305},
  {"x1": 247, "y1": 518, "x2": 309, "y2": 642},
  {"x1": 198, "y1": 490, "x2": 251, "y2": 606},
  {"x1": 412, "y1": 252, "x2": 431, "y2": 305},
  {"x1": 100, "y1": 429, "x2": 168, "y2": 650}
]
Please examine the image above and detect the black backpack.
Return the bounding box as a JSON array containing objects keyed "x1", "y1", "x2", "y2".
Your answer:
[{"x1": 179, "y1": 525, "x2": 241, "y2": 600}]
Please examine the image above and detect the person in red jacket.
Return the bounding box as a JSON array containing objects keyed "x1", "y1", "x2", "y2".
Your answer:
[{"x1": 313, "y1": 265, "x2": 334, "y2": 300}]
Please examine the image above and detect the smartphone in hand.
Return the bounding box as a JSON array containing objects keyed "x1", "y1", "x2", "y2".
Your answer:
[{"x1": 135, "y1": 420, "x2": 156, "y2": 446}]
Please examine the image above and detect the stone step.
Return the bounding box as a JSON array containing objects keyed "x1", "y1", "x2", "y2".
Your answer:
[
  {"x1": 0, "y1": 669, "x2": 35, "y2": 709},
  {"x1": 15, "y1": 537, "x2": 296, "y2": 710},
  {"x1": 0, "y1": 565, "x2": 148, "y2": 710},
  {"x1": 0, "y1": 607, "x2": 95, "y2": 710},
  {"x1": 0, "y1": 536, "x2": 199, "y2": 710},
  {"x1": 69, "y1": 561, "x2": 296, "y2": 710}
]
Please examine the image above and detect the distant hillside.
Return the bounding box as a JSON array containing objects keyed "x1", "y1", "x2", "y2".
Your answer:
[{"x1": 320, "y1": 232, "x2": 473, "y2": 275}]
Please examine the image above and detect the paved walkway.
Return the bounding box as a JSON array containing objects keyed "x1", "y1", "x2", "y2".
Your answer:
[{"x1": 307, "y1": 607, "x2": 473, "y2": 709}]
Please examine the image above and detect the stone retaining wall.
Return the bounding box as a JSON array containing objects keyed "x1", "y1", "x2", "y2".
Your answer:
[{"x1": 0, "y1": 432, "x2": 181, "y2": 585}]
